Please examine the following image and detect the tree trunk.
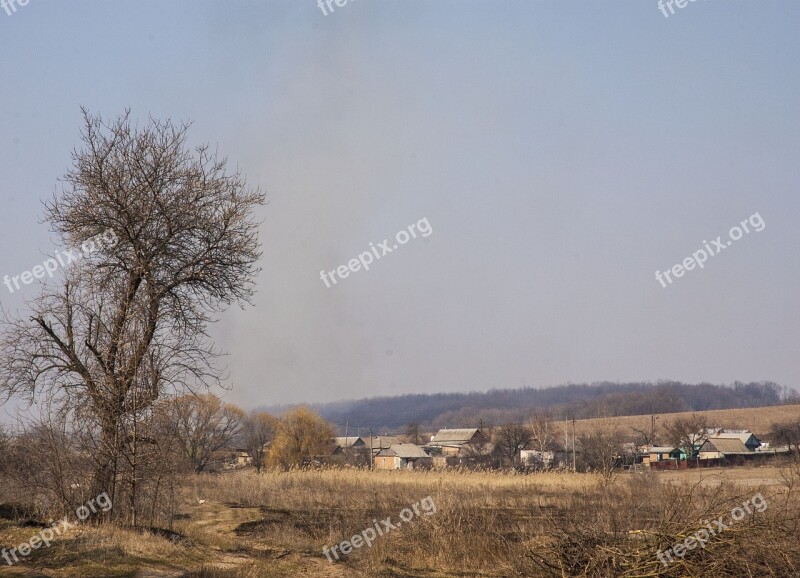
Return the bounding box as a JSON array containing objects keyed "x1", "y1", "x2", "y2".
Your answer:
[{"x1": 94, "y1": 417, "x2": 120, "y2": 519}]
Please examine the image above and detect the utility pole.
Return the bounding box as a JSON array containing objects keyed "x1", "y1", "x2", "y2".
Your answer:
[
  {"x1": 369, "y1": 428, "x2": 374, "y2": 471},
  {"x1": 651, "y1": 414, "x2": 659, "y2": 445},
  {"x1": 344, "y1": 421, "x2": 350, "y2": 463},
  {"x1": 570, "y1": 418, "x2": 576, "y2": 472}
]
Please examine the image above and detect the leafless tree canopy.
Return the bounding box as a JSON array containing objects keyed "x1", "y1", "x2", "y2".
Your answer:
[
  {"x1": 771, "y1": 419, "x2": 800, "y2": 458},
  {"x1": 242, "y1": 411, "x2": 277, "y2": 473},
  {"x1": 664, "y1": 414, "x2": 710, "y2": 458},
  {"x1": 578, "y1": 424, "x2": 624, "y2": 480},
  {"x1": 0, "y1": 109, "x2": 265, "y2": 510},
  {"x1": 158, "y1": 394, "x2": 244, "y2": 473},
  {"x1": 404, "y1": 422, "x2": 423, "y2": 445},
  {"x1": 528, "y1": 412, "x2": 558, "y2": 454},
  {"x1": 495, "y1": 422, "x2": 533, "y2": 467}
]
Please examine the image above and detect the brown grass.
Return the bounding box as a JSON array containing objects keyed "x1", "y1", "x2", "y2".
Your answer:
[
  {"x1": 572, "y1": 403, "x2": 800, "y2": 439},
  {"x1": 2, "y1": 465, "x2": 799, "y2": 576},
  {"x1": 185, "y1": 465, "x2": 800, "y2": 577}
]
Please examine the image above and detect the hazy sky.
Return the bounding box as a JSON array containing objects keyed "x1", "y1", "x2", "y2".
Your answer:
[{"x1": 1, "y1": 1, "x2": 798, "y2": 414}]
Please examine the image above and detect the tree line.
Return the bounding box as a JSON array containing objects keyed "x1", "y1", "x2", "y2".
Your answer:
[
  {"x1": 299, "y1": 380, "x2": 796, "y2": 431},
  {"x1": 0, "y1": 394, "x2": 336, "y2": 525}
]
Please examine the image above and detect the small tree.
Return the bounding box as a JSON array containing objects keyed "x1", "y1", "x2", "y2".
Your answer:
[
  {"x1": 579, "y1": 424, "x2": 624, "y2": 481},
  {"x1": 495, "y1": 423, "x2": 532, "y2": 468},
  {"x1": 664, "y1": 414, "x2": 710, "y2": 460},
  {"x1": 527, "y1": 412, "x2": 558, "y2": 469},
  {"x1": 242, "y1": 411, "x2": 277, "y2": 473},
  {"x1": 269, "y1": 407, "x2": 335, "y2": 469},
  {"x1": 404, "y1": 423, "x2": 423, "y2": 445},
  {"x1": 771, "y1": 420, "x2": 800, "y2": 460}
]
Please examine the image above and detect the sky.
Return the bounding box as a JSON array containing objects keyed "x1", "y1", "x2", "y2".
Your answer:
[{"x1": 0, "y1": 0, "x2": 798, "y2": 415}]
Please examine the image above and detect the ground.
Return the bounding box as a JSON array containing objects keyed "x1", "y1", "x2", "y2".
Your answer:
[{"x1": 0, "y1": 464, "x2": 796, "y2": 577}]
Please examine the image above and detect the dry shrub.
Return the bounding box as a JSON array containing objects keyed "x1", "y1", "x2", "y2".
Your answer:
[{"x1": 525, "y1": 466, "x2": 800, "y2": 577}]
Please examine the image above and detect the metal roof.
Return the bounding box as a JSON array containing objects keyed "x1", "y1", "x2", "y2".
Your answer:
[
  {"x1": 430, "y1": 428, "x2": 481, "y2": 444},
  {"x1": 378, "y1": 444, "x2": 431, "y2": 459},
  {"x1": 700, "y1": 438, "x2": 752, "y2": 455},
  {"x1": 333, "y1": 437, "x2": 364, "y2": 448},
  {"x1": 712, "y1": 432, "x2": 759, "y2": 445},
  {"x1": 365, "y1": 436, "x2": 401, "y2": 450}
]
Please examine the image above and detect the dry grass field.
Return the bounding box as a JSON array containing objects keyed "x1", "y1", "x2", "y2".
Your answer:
[
  {"x1": 2, "y1": 404, "x2": 800, "y2": 577},
  {"x1": 2, "y1": 463, "x2": 800, "y2": 577},
  {"x1": 571, "y1": 403, "x2": 800, "y2": 439}
]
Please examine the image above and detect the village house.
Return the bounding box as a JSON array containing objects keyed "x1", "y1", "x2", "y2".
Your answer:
[
  {"x1": 520, "y1": 448, "x2": 557, "y2": 469},
  {"x1": 229, "y1": 449, "x2": 252, "y2": 468},
  {"x1": 425, "y1": 428, "x2": 489, "y2": 456},
  {"x1": 328, "y1": 436, "x2": 368, "y2": 465},
  {"x1": 645, "y1": 446, "x2": 685, "y2": 465},
  {"x1": 697, "y1": 438, "x2": 752, "y2": 460},
  {"x1": 365, "y1": 436, "x2": 402, "y2": 458},
  {"x1": 619, "y1": 442, "x2": 645, "y2": 469},
  {"x1": 207, "y1": 448, "x2": 252, "y2": 471},
  {"x1": 710, "y1": 430, "x2": 761, "y2": 451},
  {"x1": 646, "y1": 429, "x2": 777, "y2": 470},
  {"x1": 374, "y1": 444, "x2": 432, "y2": 470},
  {"x1": 520, "y1": 447, "x2": 572, "y2": 469},
  {"x1": 333, "y1": 436, "x2": 366, "y2": 450},
  {"x1": 327, "y1": 435, "x2": 402, "y2": 466},
  {"x1": 425, "y1": 428, "x2": 495, "y2": 468}
]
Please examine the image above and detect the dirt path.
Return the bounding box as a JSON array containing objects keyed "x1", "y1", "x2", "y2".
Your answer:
[{"x1": 177, "y1": 500, "x2": 367, "y2": 577}]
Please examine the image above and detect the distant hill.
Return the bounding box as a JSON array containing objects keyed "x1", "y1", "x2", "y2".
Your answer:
[
  {"x1": 262, "y1": 381, "x2": 798, "y2": 433},
  {"x1": 571, "y1": 403, "x2": 800, "y2": 441}
]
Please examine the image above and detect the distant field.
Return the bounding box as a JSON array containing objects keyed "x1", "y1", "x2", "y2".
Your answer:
[{"x1": 571, "y1": 403, "x2": 800, "y2": 440}]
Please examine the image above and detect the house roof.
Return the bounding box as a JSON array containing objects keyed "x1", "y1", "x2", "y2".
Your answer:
[
  {"x1": 365, "y1": 436, "x2": 401, "y2": 450},
  {"x1": 650, "y1": 446, "x2": 677, "y2": 453},
  {"x1": 333, "y1": 437, "x2": 364, "y2": 448},
  {"x1": 712, "y1": 432, "x2": 759, "y2": 445},
  {"x1": 319, "y1": 443, "x2": 340, "y2": 457},
  {"x1": 377, "y1": 444, "x2": 430, "y2": 459},
  {"x1": 430, "y1": 428, "x2": 481, "y2": 445},
  {"x1": 700, "y1": 438, "x2": 752, "y2": 455}
]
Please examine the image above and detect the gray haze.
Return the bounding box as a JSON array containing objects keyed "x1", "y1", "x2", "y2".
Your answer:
[{"x1": 0, "y1": 1, "x2": 798, "y2": 414}]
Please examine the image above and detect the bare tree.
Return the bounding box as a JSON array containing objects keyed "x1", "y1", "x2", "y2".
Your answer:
[
  {"x1": 663, "y1": 414, "x2": 710, "y2": 460},
  {"x1": 160, "y1": 394, "x2": 243, "y2": 473},
  {"x1": 528, "y1": 413, "x2": 557, "y2": 452},
  {"x1": 404, "y1": 422, "x2": 423, "y2": 445},
  {"x1": 3, "y1": 404, "x2": 92, "y2": 519},
  {"x1": 0, "y1": 109, "x2": 264, "y2": 510},
  {"x1": 242, "y1": 411, "x2": 277, "y2": 473},
  {"x1": 578, "y1": 424, "x2": 624, "y2": 481},
  {"x1": 527, "y1": 412, "x2": 558, "y2": 469},
  {"x1": 632, "y1": 427, "x2": 657, "y2": 447},
  {"x1": 495, "y1": 423, "x2": 532, "y2": 468},
  {"x1": 771, "y1": 420, "x2": 800, "y2": 460}
]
